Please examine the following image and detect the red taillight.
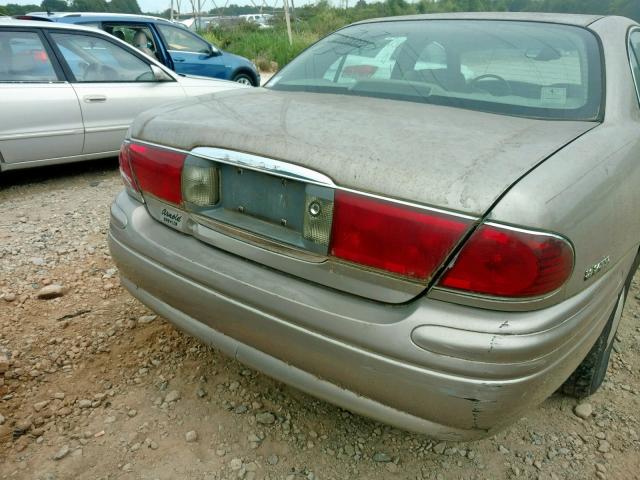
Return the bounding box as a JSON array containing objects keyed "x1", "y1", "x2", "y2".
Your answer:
[
  {"x1": 438, "y1": 224, "x2": 574, "y2": 298},
  {"x1": 129, "y1": 143, "x2": 186, "y2": 205},
  {"x1": 329, "y1": 191, "x2": 471, "y2": 280},
  {"x1": 118, "y1": 142, "x2": 138, "y2": 193}
]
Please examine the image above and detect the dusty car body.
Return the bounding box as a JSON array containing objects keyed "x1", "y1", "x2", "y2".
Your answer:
[
  {"x1": 109, "y1": 13, "x2": 640, "y2": 440},
  {"x1": 0, "y1": 19, "x2": 241, "y2": 172}
]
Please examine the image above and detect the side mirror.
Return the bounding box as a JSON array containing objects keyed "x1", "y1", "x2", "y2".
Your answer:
[
  {"x1": 151, "y1": 64, "x2": 173, "y2": 81},
  {"x1": 207, "y1": 44, "x2": 220, "y2": 57}
]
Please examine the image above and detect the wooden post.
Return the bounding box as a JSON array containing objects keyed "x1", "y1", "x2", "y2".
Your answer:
[{"x1": 283, "y1": 0, "x2": 292, "y2": 45}]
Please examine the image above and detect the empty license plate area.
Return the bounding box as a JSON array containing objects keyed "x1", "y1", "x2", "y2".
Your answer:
[{"x1": 193, "y1": 162, "x2": 334, "y2": 255}]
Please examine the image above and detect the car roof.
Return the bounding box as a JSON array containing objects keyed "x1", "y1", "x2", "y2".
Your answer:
[
  {"x1": 0, "y1": 17, "x2": 116, "y2": 31},
  {"x1": 23, "y1": 11, "x2": 172, "y2": 24},
  {"x1": 354, "y1": 12, "x2": 605, "y2": 27}
]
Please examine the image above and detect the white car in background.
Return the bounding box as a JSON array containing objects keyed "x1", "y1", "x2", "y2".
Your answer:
[{"x1": 0, "y1": 19, "x2": 241, "y2": 172}]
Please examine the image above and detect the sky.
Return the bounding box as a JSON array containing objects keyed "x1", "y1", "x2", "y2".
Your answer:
[{"x1": 1, "y1": 0, "x2": 316, "y2": 13}]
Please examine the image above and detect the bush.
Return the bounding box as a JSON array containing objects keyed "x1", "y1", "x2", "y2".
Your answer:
[{"x1": 202, "y1": 24, "x2": 318, "y2": 71}]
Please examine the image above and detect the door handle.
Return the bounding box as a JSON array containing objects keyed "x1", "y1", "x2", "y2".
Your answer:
[
  {"x1": 173, "y1": 58, "x2": 185, "y2": 62},
  {"x1": 83, "y1": 95, "x2": 107, "y2": 103}
]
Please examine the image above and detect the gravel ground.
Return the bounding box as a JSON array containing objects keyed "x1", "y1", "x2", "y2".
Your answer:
[{"x1": 0, "y1": 160, "x2": 639, "y2": 480}]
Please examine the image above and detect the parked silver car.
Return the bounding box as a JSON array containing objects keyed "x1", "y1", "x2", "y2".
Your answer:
[
  {"x1": 109, "y1": 13, "x2": 640, "y2": 440},
  {"x1": 0, "y1": 19, "x2": 240, "y2": 172}
]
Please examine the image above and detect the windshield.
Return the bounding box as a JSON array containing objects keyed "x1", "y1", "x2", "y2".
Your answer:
[{"x1": 268, "y1": 20, "x2": 603, "y2": 121}]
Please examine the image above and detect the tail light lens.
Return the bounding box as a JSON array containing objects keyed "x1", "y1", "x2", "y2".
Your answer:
[
  {"x1": 129, "y1": 143, "x2": 186, "y2": 205},
  {"x1": 182, "y1": 163, "x2": 219, "y2": 207},
  {"x1": 438, "y1": 224, "x2": 574, "y2": 298},
  {"x1": 118, "y1": 142, "x2": 141, "y2": 198},
  {"x1": 329, "y1": 191, "x2": 472, "y2": 280}
]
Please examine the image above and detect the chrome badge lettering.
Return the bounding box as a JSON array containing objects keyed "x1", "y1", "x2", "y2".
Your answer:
[{"x1": 584, "y1": 256, "x2": 611, "y2": 281}]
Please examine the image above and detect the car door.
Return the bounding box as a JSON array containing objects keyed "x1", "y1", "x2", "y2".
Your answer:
[
  {"x1": 47, "y1": 29, "x2": 187, "y2": 155},
  {"x1": 154, "y1": 23, "x2": 226, "y2": 79},
  {"x1": 0, "y1": 27, "x2": 84, "y2": 166}
]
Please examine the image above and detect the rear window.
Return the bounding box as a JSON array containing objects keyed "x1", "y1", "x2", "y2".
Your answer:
[{"x1": 268, "y1": 20, "x2": 603, "y2": 121}]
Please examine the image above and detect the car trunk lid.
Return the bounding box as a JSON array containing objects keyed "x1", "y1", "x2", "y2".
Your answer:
[{"x1": 132, "y1": 88, "x2": 595, "y2": 215}]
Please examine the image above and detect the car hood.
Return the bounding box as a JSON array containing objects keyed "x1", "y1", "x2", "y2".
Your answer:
[
  {"x1": 176, "y1": 74, "x2": 246, "y2": 96},
  {"x1": 130, "y1": 88, "x2": 596, "y2": 215},
  {"x1": 220, "y1": 50, "x2": 255, "y2": 68}
]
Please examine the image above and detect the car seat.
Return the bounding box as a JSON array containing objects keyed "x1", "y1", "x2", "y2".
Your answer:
[{"x1": 133, "y1": 31, "x2": 156, "y2": 59}]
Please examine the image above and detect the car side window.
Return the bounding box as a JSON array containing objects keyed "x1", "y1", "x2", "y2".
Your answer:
[
  {"x1": 103, "y1": 24, "x2": 160, "y2": 61},
  {"x1": 630, "y1": 30, "x2": 640, "y2": 102},
  {"x1": 156, "y1": 24, "x2": 210, "y2": 54},
  {"x1": 0, "y1": 30, "x2": 58, "y2": 82},
  {"x1": 50, "y1": 32, "x2": 155, "y2": 82}
]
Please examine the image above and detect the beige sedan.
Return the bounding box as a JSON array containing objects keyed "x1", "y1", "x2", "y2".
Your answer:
[{"x1": 110, "y1": 13, "x2": 640, "y2": 440}]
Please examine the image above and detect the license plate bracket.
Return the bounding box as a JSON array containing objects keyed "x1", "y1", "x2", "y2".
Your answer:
[{"x1": 220, "y1": 165, "x2": 305, "y2": 232}]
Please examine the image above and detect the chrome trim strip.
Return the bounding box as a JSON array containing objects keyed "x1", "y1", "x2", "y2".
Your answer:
[
  {"x1": 0, "y1": 128, "x2": 84, "y2": 140},
  {"x1": 85, "y1": 124, "x2": 129, "y2": 134},
  {"x1": 191, "y1": 146, "x2": 336, "y2": 187},
  {"x1": 130, "y1": 139, "x2": 479, "y2": 221},
  {"x1": 192, "y1": 212, "x2": 327, "y2": 264},
  {"x1": 482, "y1": 221, "x2": 575, "y2": 245},
  {"x1": 167, "y1": 49, "x2": 209, "y2": 56},
  {"x1": 0, "y1": 150, "x2": 119, "y2": 170},
  {"x1": 429, "y1": 285, "x2": 563, "y2": 307}
]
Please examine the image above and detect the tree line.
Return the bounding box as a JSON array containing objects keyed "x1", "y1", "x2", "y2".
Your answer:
[
  {"x1": 265, "y1": 0, "x2": 640, "y2": 38},
  {"x1": 0, "y1": 0, "x2": 141, "y2": 16},
  {"x1": 161, "y1": 0, "x2": 640, "y2": 25},
  {"x1": 0, "y1": 0, "x2": 637, "y2": 22}
]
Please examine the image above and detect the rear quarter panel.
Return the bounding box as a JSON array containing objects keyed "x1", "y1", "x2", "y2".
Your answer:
[{"x1": 487, "y1": 17, "x2": 640, "y2": 301}]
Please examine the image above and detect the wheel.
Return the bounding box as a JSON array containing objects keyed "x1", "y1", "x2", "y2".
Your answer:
[
  {"x1": 561, "y1": 254, "x2": 639, "y2": 398},
  {"x1": 561, "y1": 286, "x2": 625, "y2": 398},
  {"x1": 233, "y1": 73, "x2": 255, "y2": 86}
]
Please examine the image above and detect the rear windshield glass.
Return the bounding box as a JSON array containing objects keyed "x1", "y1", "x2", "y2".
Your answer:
[{"x1": 268, "y1": 20, "x2": 603, "y2": 121}]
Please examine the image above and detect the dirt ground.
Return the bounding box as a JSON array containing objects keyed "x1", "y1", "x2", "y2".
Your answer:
[{"x1": 0, "y1": 160, "x2": 639, "y2": 480}]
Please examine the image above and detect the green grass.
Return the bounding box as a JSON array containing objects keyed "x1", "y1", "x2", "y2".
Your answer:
[{"x1": 202, "y1": 25, "x2": 318, "y2": 71}]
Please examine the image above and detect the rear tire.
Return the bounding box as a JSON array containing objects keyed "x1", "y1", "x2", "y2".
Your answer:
[
  {"x1": 561, "y1": 293, "x2": 619, "y2": 398},
  {"x1": 561, "y1": 254, "x2": 638, "y2": 398}
]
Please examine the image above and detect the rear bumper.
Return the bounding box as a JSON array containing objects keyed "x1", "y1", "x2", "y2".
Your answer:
[{"x1": 109, "y1": 191, "x2": 623, "y2": 440}]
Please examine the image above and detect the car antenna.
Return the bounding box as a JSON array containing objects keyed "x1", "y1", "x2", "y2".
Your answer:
[{"x1": 46, "y1": 9, "x2": 53, "y2": 16}]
